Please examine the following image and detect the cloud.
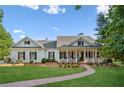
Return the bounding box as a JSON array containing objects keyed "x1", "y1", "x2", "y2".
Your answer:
[
  {"x1": 96, "y1": 5, "x2": 110, "y2": 15},
  {"x1": 13, "y1": 29, "x2": 25, "y2": 34},
  {"x1": 21, "y1": 5, "x2": 39, "y2": 10},
  {"x1": 52, "y1": 26, "x2": 59, "y2": 31},
  {"x1": 20, "y1": 35, "x2": 26, "y2": 38},
  {"x1": 43, "y1": 5, "x2": 66, "y2": 14}
]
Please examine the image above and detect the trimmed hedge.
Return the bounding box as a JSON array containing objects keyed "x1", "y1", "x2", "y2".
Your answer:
[{"x1": 41, "y1": 58, "x2": 56, "y2": 63}]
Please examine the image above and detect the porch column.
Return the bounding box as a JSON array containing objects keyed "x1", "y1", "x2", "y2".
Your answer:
[
  {"x1": 84, "y1": 50, "x2": 86, "y2": 63},
  {"x1": 58, "y1": 51, "x2": 60, "y2": 63},
  {"x1": 75, "y1": 50, "x2": 78, "y2": 63},
  {"x1": 93, "y1": 50, "x2": 95, "y2": 63},
  {"x1": 66, "y1": 49, "x2": 69, "y2": 63},
  {"x1": 95, "y1": 50, "x2": 97, "y2": 62}
]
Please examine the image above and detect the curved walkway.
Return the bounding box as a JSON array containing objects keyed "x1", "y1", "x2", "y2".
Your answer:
[{"x1": 0, "y1": 65, "x2": 95, "y2": 87}]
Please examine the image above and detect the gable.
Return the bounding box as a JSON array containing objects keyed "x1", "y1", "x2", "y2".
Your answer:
[
  {"x1": 68, "y1": 37, "x2": 95, "y2": 47},
  {"x1": 13, "y1": 37, "x2": 43, "y2": 48}
]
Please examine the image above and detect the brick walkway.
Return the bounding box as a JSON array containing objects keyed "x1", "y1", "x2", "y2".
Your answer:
[{"x1": 0, "y1": 65, "x2": 95, "y2": 87}]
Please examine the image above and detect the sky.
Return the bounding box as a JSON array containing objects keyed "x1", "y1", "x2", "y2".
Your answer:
[{"x1": 0, "y1": 5, "x2": 109, "y2": 42}]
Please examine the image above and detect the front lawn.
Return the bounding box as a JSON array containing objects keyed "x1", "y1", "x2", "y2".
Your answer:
[
  {"x1": 38, "y1": 66, "x2": 124, "y2": 87},
  {"x1": 0, "y1": 66, "x2": 84, "y2": 84}
]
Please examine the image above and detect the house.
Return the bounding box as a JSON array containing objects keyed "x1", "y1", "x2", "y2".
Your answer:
[{"x1": 10, "y1": 33, "x2": 102, "y2": 63}]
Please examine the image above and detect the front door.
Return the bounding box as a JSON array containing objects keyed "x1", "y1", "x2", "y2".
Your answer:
[{"x1": 80, "y1": 51, "x2": 84, "y2": 61}]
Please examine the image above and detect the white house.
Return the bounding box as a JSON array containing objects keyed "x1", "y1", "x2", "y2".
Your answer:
[{"x1": 10, "y1": 33, "x2": 102, "y2": 63}]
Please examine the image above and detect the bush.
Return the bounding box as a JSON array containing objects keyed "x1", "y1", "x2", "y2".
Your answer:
[
  {"x1": 95, "y1": 62, "x2": 99, "y2": 66},
  {"x1": 71, "y1": 62, "x2": 74, "y2": 65},
  {"x1": 72, "y1": 64, "x2": 76, "y2": 68},
  {"x1": 107, "y1": 58, "x2": 113, "y2": 63},
  {"x1": 67, "y1": 64, "x2": 71, "y2": 68},
  {"x1": 102, "y1": 58, "x2": 113, "y2": 64},
  {"x1": 19, "y1": 60, "x2": 23, "y2": 63},
  {"x1": 15, "y1": 60, "x2": 23, "y2": 64},
  {"x1": 88, "y1": 62, "x2": 93, "y2": 65},
  {"x1": 30, "y1": 60, "x2": 34, "y2": 64},
  {"x1": 100, "y1": 63, "x2": 103, "y2": 66},
  {"x1": 64, "y1": 64, "x2": 67, "y2": 68},
  {"x1": 4, "y1": 57, "x2": 11, "y2": 63},
  {"x1": 76, "y1": 64, "x2": 79, "y2": 68},
  {"x1": 41, "y1": 58, "x2": 48, "y2": 63}
]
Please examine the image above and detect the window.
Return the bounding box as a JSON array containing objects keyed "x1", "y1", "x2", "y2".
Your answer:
[
  {"x1": 48, "y1": 52, "x2": 55, "y2": 59},
  {"x1": 60, "y1": 52, "x2": 66, "y2": 59},
  {"x1": 24, "y1": 41, "x2": 30, "y2": 45},
  {"x1": 97, "y1": 52, "x2": 99, "y2": 58},
  {"x1": 30, "y1": 51, "x2": 37, "y2": 60},
  {"x1": 18, "y1": 52, "x2": 25, "y2": 60},
  {"x1": 78, "y1": 40, "x2": 84, "y2": 46}
]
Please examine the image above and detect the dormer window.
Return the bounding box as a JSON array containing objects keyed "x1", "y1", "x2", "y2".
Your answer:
[
  {"x1": 24, "y1": 41, "x2": 30, "y2": 45},
  {"x1": 78, "y1": 40, "x2": 84, "y2": 46}
]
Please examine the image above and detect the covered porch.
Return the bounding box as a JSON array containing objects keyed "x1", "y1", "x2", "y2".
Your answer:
[{"x1": 58, "y1": 47, "x2": 102, "y2": 63}]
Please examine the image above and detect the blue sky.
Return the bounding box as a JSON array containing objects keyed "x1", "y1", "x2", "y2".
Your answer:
[{"x1": 0, "y1": 5, "x2": 109, "y2": 42}]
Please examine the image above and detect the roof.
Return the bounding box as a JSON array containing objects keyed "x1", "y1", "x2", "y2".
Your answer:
[
  {"x1": 37, "y1": 40, "x2": 57, "y2": 48},
  {"x1": 12, "y1": 35, "x2": 98, "y2": 49},
  {"x1": 57, "y1": 35, "x2": 96, "y2": 47},
  {"x1": 12, "y1": 36, "x2": 45, "y2": 48}
]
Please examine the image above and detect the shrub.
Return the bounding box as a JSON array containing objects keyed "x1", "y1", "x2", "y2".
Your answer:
[
  {"x1": 96, "y1": 63, "x2": 99, "y2": 66},
  {"x1": 107, "y1": 58, "x2": 113, "y2": 63},
  {"x1": 76, "y1": 64, "x2": 79, "y2": 68},
  {"x1": 16, "y1": 60, "x2": 19, "y2": 64},
  {"x1": 77, "y1": 62, "x2": 80, "y2": 65},
  {"x1": 88, "y1": 62, "x2": 93, "y2": 65},
  {"x1": 62, "y1": 62, "x2": 65, "y2": 64},
  {"x1": 100, "y1": 63, "x2": 103, "y2": 66},
  {"x1": 102, "y1": 58, "x2": 113, "y2": 65},
  {"x1": 19, "y1": 60, "x2": 23, "y2": 63},
  {"x1": 30, "y1": 60, "x2": 34, "y2": 64},
  {"x1": 15, "y1": 60, "x2": 23, "y2": 64},
  {"x1": 41, "y1": 58, "x2": 48, "y2": 63},
  {"x1": 64, "y1": 64, "x2": 67, "y2": 68},
  {"x1": 67, "y1": 64, "x2": 71, "y2": 68},
  {"x1": 71, "y1": 62, "x2": 74, "y2": 65},
  {"x1": 34, "y1": 62, "x2": 38, "y2": 64},
  {"x1": 72, "y1": 64, "x2": 75, "y2": 68},
  {"x1": 4, "y1": 57, "x2": 11, "y2": 63},
  {"x1": 51, "y1": 59, "x2": 56, "y2": 62}
]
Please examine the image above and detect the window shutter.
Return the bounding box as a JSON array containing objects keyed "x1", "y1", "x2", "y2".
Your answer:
[
  {"x1": 60, "y1": 52, "x2": 61, "y2": 59},
  {"x1": 35, "y1": 52, "x2": 37, "y2": 60},
  {"x1": 53, "y1": 52, "x2": 55, "y2": 59},
  {"x1": 23, "y1": 52, "x2": 25, "y2": 60},
  {"x1": 18, "y1": 52, "x2": 20, "y2": 60},
  {"x1": 30, "y1": 52, "x2": 31, "y2": 60}
]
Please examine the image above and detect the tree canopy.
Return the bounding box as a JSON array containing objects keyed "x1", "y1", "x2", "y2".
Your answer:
[
  {"x1": 0, "y1": 9, "x2": 13, "y2": 60},
  {"x1": 96, "y1": 6, "x2": 124, "y2": 62}
]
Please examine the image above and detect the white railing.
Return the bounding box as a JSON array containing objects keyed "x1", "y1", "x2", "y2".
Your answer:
[
  {"x1": 59, "y1": 58, "x2": 103, "y2": 63},
  {"x1": 59, "y1": 58, "x2": 75, "y2": 63},
  {"x1": 85, "y1": 58, "x2": 103, "y2": 63}
]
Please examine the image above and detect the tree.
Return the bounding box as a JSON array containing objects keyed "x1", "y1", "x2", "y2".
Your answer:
[
  {"x1": 96, "y1": 6, "x2": 124, "y2": 62},
  {"x1": 0, "y1": 9, "x2": 13, "y2": 60}
]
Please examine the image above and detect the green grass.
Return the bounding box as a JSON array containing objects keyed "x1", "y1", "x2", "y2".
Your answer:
[
  {"x1": 0, "y1": 66, "x2": 84, "y2": 84},
  {"x1": 37, "y1": 66, "x2": 124, "y2": 87}
]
